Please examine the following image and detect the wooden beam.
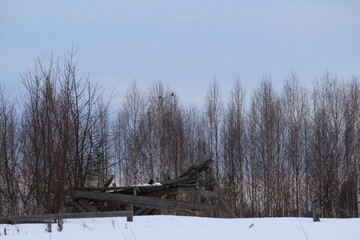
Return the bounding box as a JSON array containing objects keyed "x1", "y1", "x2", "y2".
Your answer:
[
  {"x1": 78, "y1": 199, "x2": 98, "y2": 212},
  {"x1": 178, "y1": 159, "x2": 214, "y2": 178},
  {"x1": 0, "y1": 211, "x2": 134, "y2": 224},
  {"x1": 178, "y1": 165, "x2": 197, "y2": 178},
  {"x1": 140, "y1": 187, "x2": 179, "y2": 197},
  {"x1": 72, "y1": 185, "x2": 166, "y2": 192},
  {"x1": 177, "y1": 188, "x2": 218, "y2": 198},
  {"x1": 103, "y1": 175, "x2": 115, "y2": 188},
  {"x1": 73, "y1": 186, "x2": 133, "y2": 191},
  {"x1": 161, "y1": 176, "x2": 199, "y2": 186},
  {"x1": 10, "y1": 219, "x2": 57, "y2": 224},
  {"x1": 70, "y1": 201, "x2": 87, "y2": 212},
  {"x1": 69, "y1": 190, "x2": 217, "y2": 213},
  {"x1": 218, "y1": 197, "x2": 237, "y2": 218}
]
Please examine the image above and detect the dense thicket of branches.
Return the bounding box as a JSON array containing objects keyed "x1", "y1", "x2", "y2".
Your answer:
[{"x1": 1, "y1": 56, "x2": 360, "y2": 218}]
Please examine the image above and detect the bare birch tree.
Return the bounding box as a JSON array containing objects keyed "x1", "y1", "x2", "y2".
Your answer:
[
  {"x1": 282, "y1": 73, "x2": 309, "y2": 216},
  {"x1": 0, "y1": 85, "x2": 20, "y2": 216},
  {"x1": 205, "y1": 80, "x2": 222, "y2": 182},
  {"x1": 222, "y1": 79, "x2": 246, "y2": 216}
]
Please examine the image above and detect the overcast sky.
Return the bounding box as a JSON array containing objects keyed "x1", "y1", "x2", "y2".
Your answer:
[{"x1": 1, "y1": 0, "x2": 360, "y2": 107}]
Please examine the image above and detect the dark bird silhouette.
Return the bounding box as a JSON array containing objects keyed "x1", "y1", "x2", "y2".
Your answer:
[{"x1": 148, "y1": 179, "x2": 154, "y2": 185}]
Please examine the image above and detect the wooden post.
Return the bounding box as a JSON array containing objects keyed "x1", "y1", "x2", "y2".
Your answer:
[
  {"x1": 57, "y1": 219, "x2": 64, "y2": 232},
  {"x1": 10, "y1": 202, "x2": 17, "y2": 225},
  {"x1": 46, "y1": 222, "x2": 52, "y2": 232},
  {"x1": 312, "y1": 199, "x2": 320, "y2": 222},
  {"x1": 126, "y1": 206, "x2": 133, "y2": 222}
]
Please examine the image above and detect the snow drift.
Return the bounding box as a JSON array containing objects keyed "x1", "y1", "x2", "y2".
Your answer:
[{"x1": 1, "y1": 215, "x2": 359, "y2": 240}]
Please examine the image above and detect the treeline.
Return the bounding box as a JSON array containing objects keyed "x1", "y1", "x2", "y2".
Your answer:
[{"x1": 1, "y1": 55, "x2": 360, "y2": 218}]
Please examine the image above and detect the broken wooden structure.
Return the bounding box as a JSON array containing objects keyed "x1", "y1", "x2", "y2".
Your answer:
[
  {"x1": 67, "y1": 159, "x2": 236, "y2": 218},
  {"x1": 0, "y1": 159, "x2": 235, "y2": 224}
]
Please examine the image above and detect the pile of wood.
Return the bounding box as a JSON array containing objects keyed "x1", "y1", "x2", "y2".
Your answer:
[
  {"x1": 67, "y1": 159, "x2": 236, "y2": 218},
  {"x1": 0, "y1": 159, "x2": 235, "y2": 224}
]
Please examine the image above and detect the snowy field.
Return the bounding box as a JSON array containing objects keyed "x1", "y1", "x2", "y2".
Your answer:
[{"x1": 1, "y1": 215, "x2": 359, "y2": 240}]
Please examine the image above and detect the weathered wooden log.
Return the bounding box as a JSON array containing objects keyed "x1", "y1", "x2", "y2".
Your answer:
[
  {"x1": 138, "y1": 187, "x2": 217, "y2": 198},
  {"x1": 178, "y1": 159, "x2": 214, "y2": 178},
  {"x1": 70, "y1": 201, "x2": 87, "y2": 212},
  {"x1": 218, "y1": 197, "x2": 237, "y2": 218},
  {"x1": 78, "y1": 199, "x2": 98, "y2": 212},
  {"x1": 69, "y1": 190, "x2": 217, "y2": 213},
  {"x1": 0, "y1": 211, "x2": 133, "y2": 224},
  {"x1": 177, "y1": 188, "x2": 218, "y2": 198},
  {"x1": 139, "y1": 187, "x2": 179, "y2": 197},
  {"x1": 178, "y1": 166, "x2": 197, "y2": 178},
  {"x1": 11, "y1": 219, "x2": 57, "y2": 224},
  {"x1": 103, "y1": 175, "x2": 115, "y2": 188},
  {"x1": 73, "y1": 185, "x2": 166, "y2": 192},
  {"x1": 161, "y1": 176, "x2": 199, "y2": 186},
  {"x1": 73, "y1": 186, "x2": 138, "y2": 191}
]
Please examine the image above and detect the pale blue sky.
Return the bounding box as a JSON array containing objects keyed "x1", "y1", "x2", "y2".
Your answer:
[{"x1": 1, "y1": 1, "x2": 360, "y2": 107}]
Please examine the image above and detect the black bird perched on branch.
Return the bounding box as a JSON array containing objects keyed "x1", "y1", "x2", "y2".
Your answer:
[{"x1": 148, "y1": 179, "x2": 154, "y2": 185}]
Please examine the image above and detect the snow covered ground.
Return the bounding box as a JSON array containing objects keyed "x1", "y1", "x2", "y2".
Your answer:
[{"x1": 1, "y1": 215, "x2": 359, "y2": 240}]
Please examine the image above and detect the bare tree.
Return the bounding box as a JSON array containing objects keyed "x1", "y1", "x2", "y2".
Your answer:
[
  {"x1": 20, "y1": 53, "x2": 107, "y2": 214},
  {"x1": 90, "y1": 99, "x2": 112, "y2": 186},
  {"x1": 0, "y1": 85, "x2": 20, "y2": 216},
  {"x1": 247, "y1": 80, "x2": 283, "y2": 216},
  {"x1": 222, "y1": 79, "x2": 246, "y2": 216},
  {"x1": 182, "y1": 107, "x2": 207, "y2": 168},
  {"x1": 205, "y1": 80, "x2": 223, "y2": 182},
  {"x1": 114, "y1": 81, "x2": 146, "y2": 184},
  {"x1": 342, "y1": 78, "x2": 360, "y2": 217},
  {"x1": 309, "y1": 73, "x2": 345, "y2": 217},
  {"x1": 142, "y1": 83, "x2": 183, "y2": 180},
  {"x1": 282, "y1": 73, "x2": 309, "y2": 216}
]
